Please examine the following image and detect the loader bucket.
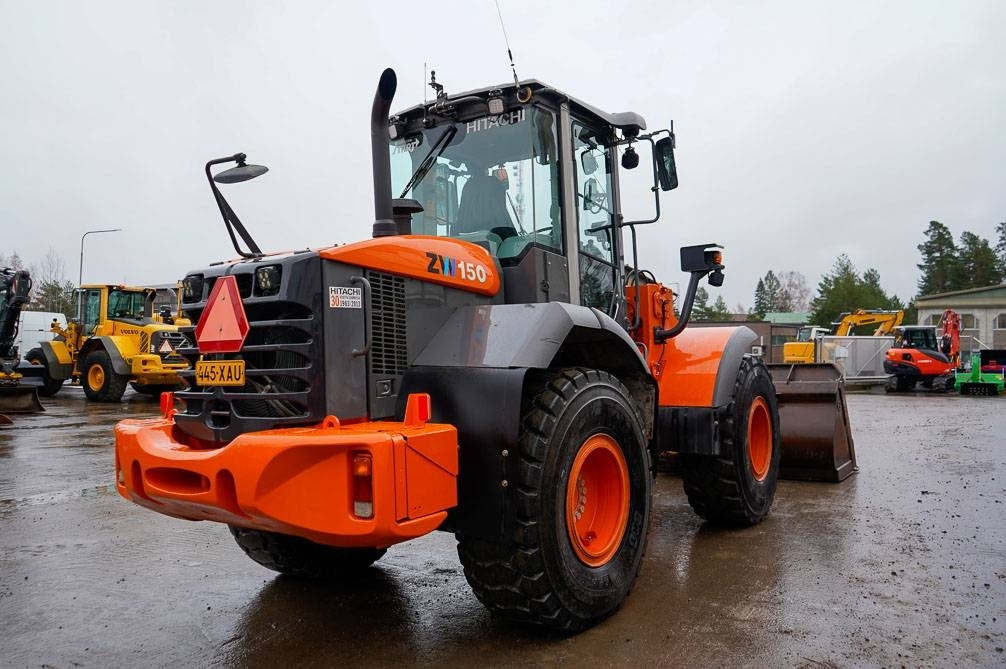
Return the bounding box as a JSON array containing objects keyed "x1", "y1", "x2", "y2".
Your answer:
[
  {"x1": 0, "y1": 386, "x2": 45, "y2": 414},
  {"x1": 767, "y1": 363, "x2": 857, "y2": 482}
]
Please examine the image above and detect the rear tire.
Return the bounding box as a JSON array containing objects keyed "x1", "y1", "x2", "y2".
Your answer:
[
  {"x1": 82, "y1": 350, "x2": 128, "y2": 402},
  {"x1": 679, "y1": 355, "x2": 780, "y2": 526},
  {"x1": 456, "y1": 368, "x2": 651, "y2": 632},
  {"x1": 228, "y1": 526, "x2": 386, "y2": 577},
  {"x1": 24, "y1": 348, "x2": 63, "y2": 397}
]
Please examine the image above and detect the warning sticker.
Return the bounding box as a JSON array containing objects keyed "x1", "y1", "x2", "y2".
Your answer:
[{"x1": 329, "y1": 286, "x2": 362, "y2": 309}]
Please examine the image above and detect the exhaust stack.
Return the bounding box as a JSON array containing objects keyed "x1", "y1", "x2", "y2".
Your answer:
[{"x1": 371, "y1": 68, "x2": 397, "y2": 238}]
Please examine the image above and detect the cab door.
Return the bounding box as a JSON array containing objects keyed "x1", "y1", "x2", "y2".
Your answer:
[{"x1": 569, "y1": 119, "x2": 619, "y2": 315}]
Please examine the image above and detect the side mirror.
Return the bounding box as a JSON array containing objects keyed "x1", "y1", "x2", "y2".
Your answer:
[
  {"x1": 655, "y1": 136, "x2": 678, "y2": 191},
  {"x1": 213, "y1": 162, "x2": 268, "y2": 184}
]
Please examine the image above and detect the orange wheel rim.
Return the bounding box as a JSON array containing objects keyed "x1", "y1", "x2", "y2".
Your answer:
[
  {"x1": 747, "y1": 396, "x2": 772, "y2": 482},
  {"x1": 565, "y1": 434, "x2": 630, "y2": 567},
  {"x1": 88, "y1": 364, "x2": 104, "y2": 391}
]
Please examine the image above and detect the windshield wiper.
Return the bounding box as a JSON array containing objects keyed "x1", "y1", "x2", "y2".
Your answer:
[{"x1": 399, "y1": 126, "x2": 457, "y2": 198}]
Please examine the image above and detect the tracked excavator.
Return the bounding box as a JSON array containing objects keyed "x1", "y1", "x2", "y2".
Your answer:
[
  {"x1": 884, "y1": 309, "x2": 960, "y2": 392},
  {"x1": 0, "y1": 268, "x2": 46, "y2": 422},
  {"x1": 114, "y1": 68, "x2": 856, "y2": 631}
]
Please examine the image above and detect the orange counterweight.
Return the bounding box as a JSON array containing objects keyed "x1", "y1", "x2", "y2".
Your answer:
[{"x1": 115, "y1": 410, "x2": 458, "y2": 549}]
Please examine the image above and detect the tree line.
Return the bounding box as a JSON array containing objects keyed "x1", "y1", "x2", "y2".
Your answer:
[{"x1": 697, "y1": 220, "x2": 1006, "y2": 328}]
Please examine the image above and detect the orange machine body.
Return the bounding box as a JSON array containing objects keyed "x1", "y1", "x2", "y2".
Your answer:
[{"x1": 627, "y1": 282, "x2": 735, "y2": 408}]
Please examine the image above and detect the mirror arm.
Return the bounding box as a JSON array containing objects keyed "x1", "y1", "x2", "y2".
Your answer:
[
  {"x1": 617, "y1": 135, "x2": 662, "y2": 229},
  {"x1": 205, "y1": 154, "x2": 263, "y2": 259}
]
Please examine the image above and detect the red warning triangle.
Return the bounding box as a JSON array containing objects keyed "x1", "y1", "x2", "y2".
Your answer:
[{"x1": 195, "y1": 275, "x2": 249, "y2": 353}]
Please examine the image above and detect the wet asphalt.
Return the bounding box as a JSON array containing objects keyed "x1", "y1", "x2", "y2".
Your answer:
[{"x1": 1, "y1": 386, "x2": 1003, "y2": 668}]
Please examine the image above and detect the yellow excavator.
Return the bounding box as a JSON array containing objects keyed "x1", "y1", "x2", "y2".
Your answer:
[{"x1": 783, "y1": 309, "x2": 904, "y2": 364}]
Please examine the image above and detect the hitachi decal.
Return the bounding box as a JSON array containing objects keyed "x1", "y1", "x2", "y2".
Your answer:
[
  {"x1": 329, "y1": 286, "x2": 362, "y2": 309},
  {"x1": 466, "y1": 108, "x2": 525, "y2": 134},
  {"x1": 425, "y1": 252, "x2": 489, "y2": 284}
]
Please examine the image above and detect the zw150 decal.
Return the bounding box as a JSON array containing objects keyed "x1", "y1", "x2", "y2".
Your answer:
[{"x1": 426, "y1": 252, "x2": 489, "y2": 284}]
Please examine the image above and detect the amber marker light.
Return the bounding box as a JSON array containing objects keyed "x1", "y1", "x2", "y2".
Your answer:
[{"x1": 352, "y1": 453, "x2": 375, "y2": 519}]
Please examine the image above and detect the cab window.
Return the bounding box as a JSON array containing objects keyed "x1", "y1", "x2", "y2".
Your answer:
[
  {"x1": 390, "y1": 105, "x2": 562, "y2": 260},
  {"x1": 82, "y1": 290, "x2": 101, "y2": 333},
  {"x1": 571, "y1": 121, "x2": 616, "y2": 312}
]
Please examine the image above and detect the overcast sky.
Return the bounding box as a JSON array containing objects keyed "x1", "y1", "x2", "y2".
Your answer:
[{"x1": 2, "y1": 1, "x2": 1003, "y2": 310}]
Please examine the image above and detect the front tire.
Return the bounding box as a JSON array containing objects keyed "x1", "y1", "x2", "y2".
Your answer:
[
  {"x1": 82, "y1": 350, "x2": 127, "y2": 402},
  {"x1": 228, "y1": 526, "x2": 386, "y2": 577},
  {"x1": 457, "y1": 368, "x2": 651, "y2": 632},
  {"x1": 679, "y1": 355, "x2": 780, "y2": 526},
  {"x1": 24, "y1": 348, "x2": 63, "y2": 397}
]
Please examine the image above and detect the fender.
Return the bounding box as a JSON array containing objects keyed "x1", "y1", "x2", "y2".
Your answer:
[
  {"x1": 654, "y1": 326, "x2": 757, "y2": 457},
  {"x1": 656, "y1": 326, "x2": 756, "y2": 408},
  {"x1": 38, "y1": 341, "x2": 73, "y2": 380},
  {"x1": 397, "y1": 366, "x2": 525, "y2": 541},
  {"x1": 81, "y1": 337, "x2": 132, "y2": 375},
  {"x1": 413, "y1": 301, "x2": 650, "y2": 376}
]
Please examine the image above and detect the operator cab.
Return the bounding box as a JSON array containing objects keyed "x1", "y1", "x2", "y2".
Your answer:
[
  {"x1": 387, "y1": 75, "x2": 674, "y2": 318},
  {"x1": 893, "y1": 327, "x2": 939, "y2": 351}
]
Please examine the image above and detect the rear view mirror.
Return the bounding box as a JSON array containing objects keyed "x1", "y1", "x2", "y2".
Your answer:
[{"x1": 655, "y1": 137, "x2": 678, "y2": 191}]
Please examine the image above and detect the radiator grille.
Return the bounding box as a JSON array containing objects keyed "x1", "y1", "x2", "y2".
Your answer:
[{"x1": 368, "y1": 271, "x2": 406, "y2": 375}]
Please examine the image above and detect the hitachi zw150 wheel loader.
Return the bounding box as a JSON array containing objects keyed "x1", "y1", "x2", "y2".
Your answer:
[{"x1": 115, "y1": 68, "x2": 853, "y2": 631}]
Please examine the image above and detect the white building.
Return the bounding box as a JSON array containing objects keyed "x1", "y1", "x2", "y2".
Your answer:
[{"x1": 915, "y1": 283, "x2": 1006, "y2": 351}]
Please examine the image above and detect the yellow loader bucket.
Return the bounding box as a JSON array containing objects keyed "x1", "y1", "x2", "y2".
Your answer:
[
  {"x1": 767, "y1": 363, "x2": 857, "y2": 482},
  {"x1": 0, "y1": 385, "x2": 45, "y2": 415}
]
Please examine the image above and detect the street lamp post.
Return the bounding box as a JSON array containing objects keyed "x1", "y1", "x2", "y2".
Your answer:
[{"x1": 77, "y1": 228, "x2": 122, "y2": 320}]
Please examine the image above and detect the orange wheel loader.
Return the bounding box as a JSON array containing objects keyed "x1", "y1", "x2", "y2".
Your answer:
[{"x1": 115, "y1": 68, "x2": 844, "y2": 632}]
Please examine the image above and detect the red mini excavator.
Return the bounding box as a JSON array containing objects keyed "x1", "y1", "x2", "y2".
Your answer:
[{"x1": 884, "y1": 308, "x2": 960, "y2": 392}]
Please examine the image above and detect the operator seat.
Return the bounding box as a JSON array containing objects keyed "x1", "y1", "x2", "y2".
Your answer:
[{"x1": 455, "y1": 174, "x2": 513, "y2": 237}]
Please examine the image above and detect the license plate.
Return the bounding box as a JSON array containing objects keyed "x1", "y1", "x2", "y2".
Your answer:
[{"x1": 195, "y1": 360, "x2": 245, "y2": 387}]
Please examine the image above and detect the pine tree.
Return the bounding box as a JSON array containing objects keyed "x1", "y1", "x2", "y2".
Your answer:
[
  {"x1": 692, "y1": 286, "x2": 711, "y2": 320},
  {"x1": 752, "y1": 278, "x2": 768, "y2": 319},
  {"x1": 957, "y1": 231, "x2": 1002, "y2": 288},
  {"x1": 994, "y1": 221, "x2": 1006, "y2": 280},
  {"x1": 763, "y1": 271, "x2": 781, "y2": 312},
  {"x1": 916, "y1": 220, "x2": 959, "y2": 295},
  {"x1": 709, "y1": 295, "x2": 731, "y2": 320}
]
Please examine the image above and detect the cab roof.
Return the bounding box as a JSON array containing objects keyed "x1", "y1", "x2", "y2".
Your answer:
[{"x1": 393, "y1": 79, "x2": 647, "y2": 137}]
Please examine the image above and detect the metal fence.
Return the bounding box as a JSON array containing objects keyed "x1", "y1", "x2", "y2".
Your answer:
[{"x1": 817, "y1": 336, "x2": 894, "y2": 384}]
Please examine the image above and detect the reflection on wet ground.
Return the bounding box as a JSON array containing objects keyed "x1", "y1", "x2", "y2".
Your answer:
[{"x1": 1, "y1": 390, "x2": 1003, "y2": 666}]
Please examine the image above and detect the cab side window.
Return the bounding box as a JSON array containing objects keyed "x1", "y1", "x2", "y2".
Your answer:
[
  {"x1": 83, "y1": 290, "x2": 101, "y2": 333},
  {"x1": 571, "y1": 121, "x2": 616, "y2": 312}
]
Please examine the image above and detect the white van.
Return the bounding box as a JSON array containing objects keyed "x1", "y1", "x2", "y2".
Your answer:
[{"x1": 15, "y1": 311, "x2": 66, "y2": 356}]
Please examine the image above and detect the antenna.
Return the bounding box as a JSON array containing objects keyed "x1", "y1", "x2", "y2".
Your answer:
[{"x1": 494, "y1": 0, "x2": 520, "y2": 90}]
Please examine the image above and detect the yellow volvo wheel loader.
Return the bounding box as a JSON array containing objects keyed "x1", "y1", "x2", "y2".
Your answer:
[
  {"x1": 114, "y1": 68, "x2": 854, "y2": 632},
  {"x1": 27, "y1": 284, "x2": 189, "y2": 402}
]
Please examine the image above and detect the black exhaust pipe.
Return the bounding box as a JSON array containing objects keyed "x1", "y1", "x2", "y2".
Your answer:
[{"x1": 371, "y1": 68, "x2": 397, "y2": 238}]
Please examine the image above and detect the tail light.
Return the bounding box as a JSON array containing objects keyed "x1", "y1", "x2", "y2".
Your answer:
[{"x1": 352, "y1": 453, "x2": 374, "y2": 519}]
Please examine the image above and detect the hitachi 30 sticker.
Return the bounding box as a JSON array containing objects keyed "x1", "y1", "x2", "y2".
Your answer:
[
  {"x1": 426, "y1": 252, "x2": 489, "y2": 283},
  {"x1": 329, "y1": 286, "x2": 362, "y2": 308}
]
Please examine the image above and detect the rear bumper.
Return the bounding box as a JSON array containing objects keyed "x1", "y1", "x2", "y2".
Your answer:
[{"x1": 114, "y1": 416, "x2": 458, "y2": 548}]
